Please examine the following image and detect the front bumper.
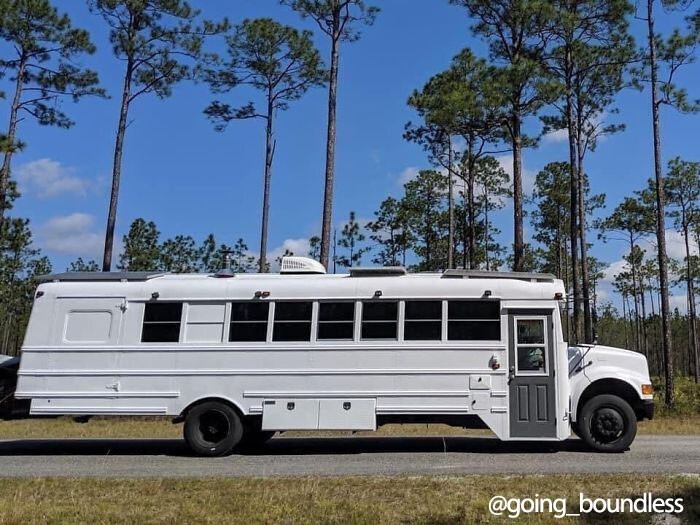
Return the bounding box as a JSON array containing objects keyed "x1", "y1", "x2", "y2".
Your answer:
[{"x1": 636, "y1": 399, "x2": 655, "y2": 421}]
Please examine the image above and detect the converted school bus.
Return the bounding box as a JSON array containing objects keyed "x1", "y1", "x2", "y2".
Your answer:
[{"x1": 0, "y1": 257, "x2": 654, "y2": 455}]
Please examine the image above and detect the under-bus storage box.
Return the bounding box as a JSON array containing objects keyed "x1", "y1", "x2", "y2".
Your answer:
[
  {"x1": 261, "y1": 398, "x2": 376, "y2": 430},
  {"x1": 318, "y1": 399, "x2": 376, "y2": 430}
]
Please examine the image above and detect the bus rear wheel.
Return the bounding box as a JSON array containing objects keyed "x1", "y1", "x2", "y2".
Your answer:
[
  {"x1": 183, "y1": 401, "x2": 243, "y2": 457},
  {"x1": 579, "y1": 394, "x2": 636, "y2": 453}
]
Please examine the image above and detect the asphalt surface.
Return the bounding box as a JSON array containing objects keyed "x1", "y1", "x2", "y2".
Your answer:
[{"x1": 0, "y1": 435, "x2": 697, "y2": 477}]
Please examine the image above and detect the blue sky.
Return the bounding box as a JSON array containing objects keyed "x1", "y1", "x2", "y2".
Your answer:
[{"x1": 5, "y1": 1, "x2": 699, "y2": 308}]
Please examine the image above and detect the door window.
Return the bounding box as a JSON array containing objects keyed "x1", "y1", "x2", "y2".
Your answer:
[{"x1": 515, "y1": 318, "x2": 547, "y2": 374}]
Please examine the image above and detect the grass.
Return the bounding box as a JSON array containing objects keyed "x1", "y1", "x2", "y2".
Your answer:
[
  {"x1": 0, "y1": 475, "x2": 697, "y2": 524},
  {"x1": 1, "y1": 416, "x2": 698, "y2": 440}
]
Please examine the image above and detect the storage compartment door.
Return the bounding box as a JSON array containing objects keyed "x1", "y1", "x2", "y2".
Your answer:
[
  {"x1": 261, "y1": 399, "x2": 319, "y2": 430},
  {"x1": 318, "y1": 399, "x2": 376, "y2": 430}
]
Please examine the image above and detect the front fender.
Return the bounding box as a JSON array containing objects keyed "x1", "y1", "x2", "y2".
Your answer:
[{"x1": 569, "y1": 344, "x2": 653, "y2": 422}]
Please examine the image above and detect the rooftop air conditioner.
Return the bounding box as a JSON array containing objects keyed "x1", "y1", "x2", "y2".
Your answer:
[{"x1": 279, "y1": 256, "x2": 327, "y2": 274}]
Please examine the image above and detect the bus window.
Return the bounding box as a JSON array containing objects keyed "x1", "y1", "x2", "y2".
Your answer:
[
  {"x1": 361, "y1": 301, "x2": 398, "y2": 340},
  {"x1": 273, "y1": 301, "x2": 312, "y2": 342},
  {"x1": 317, "y1": 302, "x2": 355, "y2": 340},
  {"x1": 404, "y1": 301, "x2": 441, "y2": 340},
  {"x1": 141, "y1": 302, "x2": 183, "y2": 343},
  {"x1": 447, "y1": 300, "x2": 500, "y2": 341},
  {"x1": 230, "y1": 302, "x2": 269, "y2": 342}
]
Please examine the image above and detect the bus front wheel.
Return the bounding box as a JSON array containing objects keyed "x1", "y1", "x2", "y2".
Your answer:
[
  {"x1": 183, "y1": 401, "x2": 243, "y2": 457},
  {"x1": 579, "y1": 394, "x2": 637, "y2": 453}
]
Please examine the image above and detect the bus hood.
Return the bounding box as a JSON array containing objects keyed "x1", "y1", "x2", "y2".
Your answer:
[{"x1": 569, "y1": 344, "x2": 652, "y2": 396}]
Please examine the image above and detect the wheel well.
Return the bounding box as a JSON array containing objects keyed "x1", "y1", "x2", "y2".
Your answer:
[
  {"x1": 576, "y1": 379, "x2": 640, "y2": 420},
  {"x1": 179, "y1": 397, "x2": 245, "y2": 421}
]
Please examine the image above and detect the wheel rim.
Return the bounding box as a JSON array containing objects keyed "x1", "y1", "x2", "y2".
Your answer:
[
  {"x1": 198, "y1": 409, "x2": 230, "y2": 445},
  {"x1": 590, "y1": 406, "x2": 625, "y2": 444}
]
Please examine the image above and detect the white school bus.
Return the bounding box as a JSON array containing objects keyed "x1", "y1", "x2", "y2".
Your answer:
[{"x1": 0, "y1": 257, "x2": 654, "y2": 455}]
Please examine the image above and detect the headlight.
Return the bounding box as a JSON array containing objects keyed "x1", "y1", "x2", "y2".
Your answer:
[{"x1": 641, "y1": 384, "x2": 654, "y2": 395}]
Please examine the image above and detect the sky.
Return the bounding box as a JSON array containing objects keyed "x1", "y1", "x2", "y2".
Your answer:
[{"x1": 4, "y1": 0, "x2": 699, "y2": 310}]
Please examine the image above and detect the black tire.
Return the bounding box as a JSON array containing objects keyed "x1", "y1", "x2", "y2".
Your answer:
[
  {"x1": 570, "y1": 421, "x2": 582, "y2": 439},
  {"x1": 579, "y1": 394, "x2": 637, "y2": 453},
  {"x1": 183, "y1": 401, "x2": 243, "y2": 457}
]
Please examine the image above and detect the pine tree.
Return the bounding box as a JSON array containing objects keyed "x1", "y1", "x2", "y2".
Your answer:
[
  {"x1": 0, "y1": 0, "x2": 104, "y2": 228},
  {"x1": 665, "y1": 157, "x2": 700, "y2": 381},
  {"x1": 540, "y1": 0, "x2": 635, "y2": 343},
  {"x1": 336, "y1": 211, "x2": 369, "y2": 268},
  {"x1": 451, "y1": 0, "x2": 551, "y2": 271},
  {"x1": 281, "y1": 0, "x2": 379, "y2": 271},
  {"x1": 202, "y1": 18, "x2": 326, "y2": 273},
  {"x1": 0, "y1": 216, "x2": 50, "y2": 354},
  {"x1": 366, "y1": 197, "x2": 411, "y2": 267},
  {"x1": 90, "y1": 0, "x2": 225, "y2": 271},
  {"x1": 159, "y1": 235, "x2": 200, "y2": 273},
  {"x1": 401, "y1": 170, "x2": 449, "y2": 272},
  {"x1": 405, "y1": 49, "x2": 503, "y2": 270},
  {"x1": 67, "y1": 258, "x2": 100, "y2": 272},
  {"x1": 637, "y1": 0, "x2": 699, "y2": 406},
  {"x1": 597, "y1": 197, "x2": 656, "y2": 354},
  {"x1": 117, "y1": 218, "x2": 161, "y2": 271}
]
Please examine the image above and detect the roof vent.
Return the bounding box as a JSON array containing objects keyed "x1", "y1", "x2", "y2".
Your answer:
[
  {"x1": 349, "y1": 267, "x2": 407, "y2": 277},
  {"x1": 280, "y1": 256, "x2": 326, "y2": 274}
]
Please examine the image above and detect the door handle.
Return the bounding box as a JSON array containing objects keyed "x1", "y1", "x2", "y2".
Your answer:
[{"x1": 508, "y1": 366, "x2": 516, "y2": 383}]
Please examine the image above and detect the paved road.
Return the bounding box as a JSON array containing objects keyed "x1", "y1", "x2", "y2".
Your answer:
[{"x1": 0, "y1": 435, "x2": 697, "y2": 477}]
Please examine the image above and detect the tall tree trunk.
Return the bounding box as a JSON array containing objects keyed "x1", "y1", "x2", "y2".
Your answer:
[
  {"x1": 622, "y1": 292, "x2": 630, "y2": 349},
  {"x1": 640, "y1": 273, "x2": 649, "y2": 356},
  {"x1": 511, "y1": 110, "x2": 524, "y2": 271},
  {"x1": 102, "y1": 60, "x2": 133, "y2": 272},
  {"x1": 319, "y1": 21, "x2": 341, "y2": 272},
  {"x1": 484, "y1": 187, "x2": 490, "y2": 271},
  {"x1": 461, "y1": 174, "x2": 468, "y2": 269},
  {"x1": 683, "y1": 221, "x2": 699, "y2": 382},
  {"x1": 578, "y1": 156, "x2": 593, "y2": 343},
  {"x1": 564, "y1": 238, "x2": 572, "y2": 341},
  {"x1": 258, "y1": 97, "x2": 275, "y2": 273},
  {"x1": 467, "y1": 161, "x2": 476, "y2": 270},
  {"x1": 647, "y1": 0, "x2": 674, "y2": 407},
  {"x1": 0, "y1": 55, "x2": 27, "y2": 232},
  {"x1": 566, "y1": 89, "x2": 581, "y2": 344},
  {"x1": 630, "y1": 244, "x2": 641, "y2": 352},
  {"x1": 447, "y1": 136, "x2": 454, "y2": 269}
]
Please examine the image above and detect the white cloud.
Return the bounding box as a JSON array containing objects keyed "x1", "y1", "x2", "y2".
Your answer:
[
  {"x1": 16, "y1": 158, "x2": 92, "y2": 199},
  {"x1": 543, "y1": 128, "x2": 569, "y2": 144},
  {"x1": 669, "y1": 294, "x2": 689, "y2": 314},
  {"x1": 493, "y1": 154, "x2": 537, "y2": 194},
  {"x1": 398, "y1": 166, "x2": 420, "y2": 185},
  {"x1": 38, "y1": 213, "x2": 103, "y2": 257},
  {"x1": 270, "y1": 237, "x2": 312, "y2": 260},
  {"x1": 639, "y1": 229, "x2": 699, "y2": 261},
  {"x1": 542, "y1": 111, "x2": 610, "y2": 145},
  {"x1": 602, "y1": 258, "x2": 629, "y2": 282}
]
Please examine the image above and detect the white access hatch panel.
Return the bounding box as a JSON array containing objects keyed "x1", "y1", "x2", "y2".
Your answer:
[
  {"x1": 318, "y1": 399, "x2": 376, "y2": 430},
  {"x1": 65, "y1": 310, "x2": 113, "y2": 343},
  {"x1": 261, "y1": 399, "x2": 319, "y2": 430}
]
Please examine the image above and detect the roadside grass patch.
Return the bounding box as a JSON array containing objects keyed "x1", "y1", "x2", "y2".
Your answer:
[{"x1": 0, "y1": 475, "x2": 697, "y2": 524}]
